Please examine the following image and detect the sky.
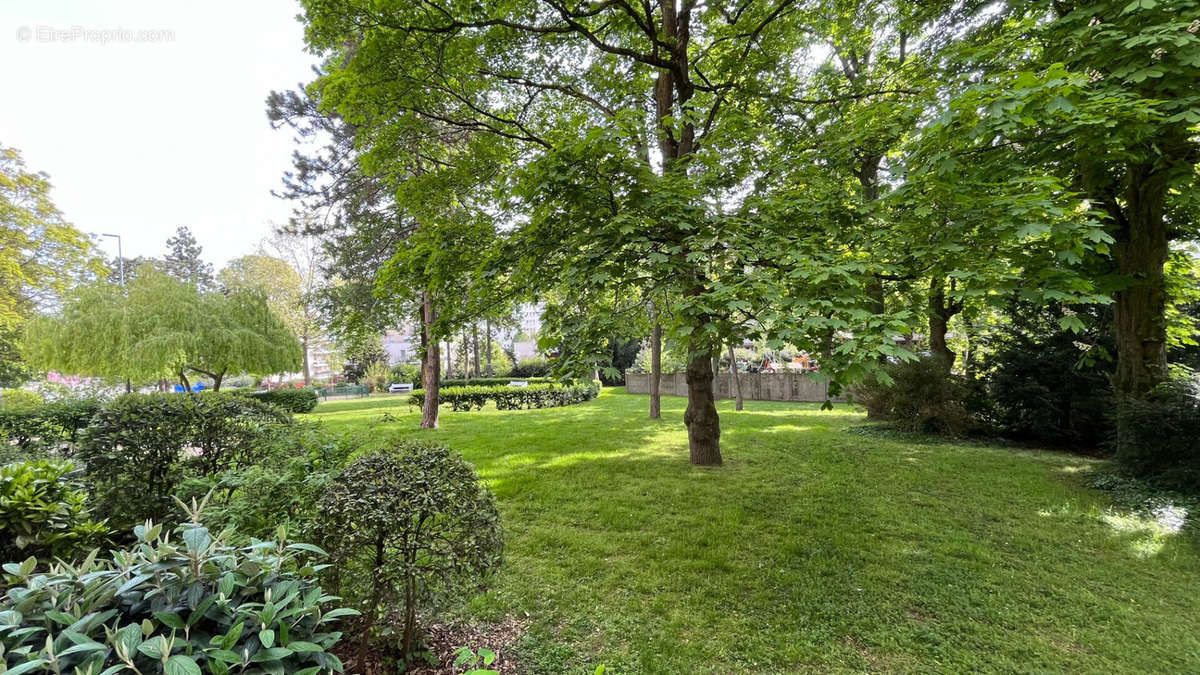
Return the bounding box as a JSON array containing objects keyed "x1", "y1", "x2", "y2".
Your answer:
[{"x1": 0, "y1": 0, "x2": 320, "y2": 269}]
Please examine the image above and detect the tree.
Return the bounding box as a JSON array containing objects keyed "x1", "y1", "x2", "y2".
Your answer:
[
  {"x1": 932, "y1": 0, "x2": 1200, "y2": 397},
  {"x1": 0, "y1": 144, "x2": 99, "y2": 386},
  {"x1": 264, "y1": 227, "x2": 328, "y2": 385},
  {"x1": 218, "y1": 249, "x2": 326, "y2": 385},
  {"x1": 24, "y1": 267, "x2": 301, "y2": 389},
  {"x1": 164, "y1": 226, "x2": 215, "y2": 291},
  {"x1": 339, "y1": 332, "x2": 387, "y2": 385},
  {"x1": 218, "y1": 255, "x2": 301, "y2": 323}
]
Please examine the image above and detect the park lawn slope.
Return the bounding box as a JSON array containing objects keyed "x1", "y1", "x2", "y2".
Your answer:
[{"x1": 305, "y1": 388, "x2": 1200, "y2": 674}]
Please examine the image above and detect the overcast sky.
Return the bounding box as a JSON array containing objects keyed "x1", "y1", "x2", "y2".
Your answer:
[{"x1": 0, "y1": 0, "x2": 319, "y2": 269}]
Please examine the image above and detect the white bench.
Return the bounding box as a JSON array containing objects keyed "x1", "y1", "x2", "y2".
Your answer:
[
  {"x1": 388, "y1": 382, "x2": 414, "y2": 394},
  {"x1": 507, "y1": 380, "x2": 529, "y2": 387}
]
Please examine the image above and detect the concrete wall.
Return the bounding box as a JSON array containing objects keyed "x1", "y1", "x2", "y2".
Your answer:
[{"x1": 624, "y1": 371, "x2": 841, "y2": 402}]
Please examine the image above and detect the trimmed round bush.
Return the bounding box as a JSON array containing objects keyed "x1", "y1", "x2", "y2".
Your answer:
[{"x1": 315, "y1": 441, "x2": 503, "y2": 663}]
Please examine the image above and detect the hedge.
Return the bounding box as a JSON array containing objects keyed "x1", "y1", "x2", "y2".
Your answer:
[
  {"x1": 409, "y1": 381, "x2": 600, "y2": 411},
  {"x1": 0, "y1": 399, "x2": 100, "y2": 456},
  {"x1": 436, "y1": 377, "x2": 555, "y2": 388},
  {"x1": 240, "y1": 387, "x2": 320, "y2": 413}
]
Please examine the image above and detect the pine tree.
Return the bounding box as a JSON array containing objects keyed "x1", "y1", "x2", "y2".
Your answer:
[{"x1": 164, "y1": 226, "x2": 214, "y2": 290}]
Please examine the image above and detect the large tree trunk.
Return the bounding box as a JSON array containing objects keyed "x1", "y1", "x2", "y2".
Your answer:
[
  {"x1": 728, "y1": 344, "x2": 743, "y2": 411},
  {"x1": 684, "y1": 349, "x2": 721, "y2": 465},
  {"x1": 649, "y1": 322, "x2": 662, "y2": 419},
  {"x1": 927, "y1": 277, "x2": 957, "y2": 371},
  {"x1": 420, "y1": 291, "x2": 440, "y2": 429},
  {"x1": 1112, "y1": 164, "x2": 1170, "y2": 399},
  {"x1": 657, "y1": 2, "x2": 720, "y2": 465},
  {"x1": 212, "y1": 370, "x2": 225, "y2": 391}
]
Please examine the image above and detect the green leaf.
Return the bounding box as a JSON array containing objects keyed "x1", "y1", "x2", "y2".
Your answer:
[
  {"x1": 6, "y1": 660, "x2": 51, "y2": 675},
  {"x1": 153, "y1": 612, "x2": 186, "y2": 630},
  {"x1": 164, "y1": 654, "x2": 202, "y2": 675},
  {"x1": 249, "y1": 647, "x2": 293, "y2": 662}
]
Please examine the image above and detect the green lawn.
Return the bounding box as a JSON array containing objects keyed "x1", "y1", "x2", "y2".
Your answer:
[{"x1": 305, "y1": 389, "x2": 1200, "y2": 673}]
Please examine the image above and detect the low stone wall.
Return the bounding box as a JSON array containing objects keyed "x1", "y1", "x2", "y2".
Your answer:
[{"x1": 624, "y1": 371, "x2": 840, "y2": 402}]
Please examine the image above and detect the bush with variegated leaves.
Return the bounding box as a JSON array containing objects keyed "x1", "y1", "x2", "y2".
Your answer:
[{"x1": 0, "y1": 496, "x2": 356, "y2": 674}]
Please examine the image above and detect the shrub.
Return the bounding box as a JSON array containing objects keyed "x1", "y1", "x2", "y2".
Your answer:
[
  {"x1": 0, "y1": 502, "x2": 353, "y2": 675},
  {"x1": 0, "y1": 459, "x2": 108, "y2": 564},
  {"x1": 242, "y1": 387, "x2": 320, "y2": 413},
  {"x1": 851, "y1": 358, "x2": 976, "y2": 436},
  {"x1": 315, "y1": 442, "x2": 503, "y2": 665},
  {"x1": 1114, "y1": 377, "x2": 1200, "y2": 491},
  {"x1": 76, "y1": 392, "x2": 290, "y2": 529},
  {"x1": 363, "y1": 362, "x2": 391, "y2": 393},
  {"x1": 408, "y1": 381, "x2": 600, "y2": 412},
  {"x1": 439, "y1": 377, "x2": 554, "y2": 388},
  {"x1": 978, "y1": 317, "x2": 1114, "y2": 447},
  {"x1": 0, "y1": 399, "x2": 100, "y2": 460},
  {"x1": 174, "y1": 423, "x2": 356, "y2": 541},
  {"x1": 0, "y1": 389, "x2": 42, "y2": 411},
  {"x1": 510, "y1": 357, "x2": 551, "y2": 378},
  {"x1": 391, "y1": 363, "x2": 421, "y2": 384}
]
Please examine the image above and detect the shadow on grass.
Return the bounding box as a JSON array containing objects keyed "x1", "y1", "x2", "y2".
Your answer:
[{"x1": 308, "y1": 389, "x2": 1200, "y2": 672}]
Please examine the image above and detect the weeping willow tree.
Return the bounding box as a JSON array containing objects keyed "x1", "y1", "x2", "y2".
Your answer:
[{"x1": 24, "y1": 266, "x2": 301, "y2": 390}]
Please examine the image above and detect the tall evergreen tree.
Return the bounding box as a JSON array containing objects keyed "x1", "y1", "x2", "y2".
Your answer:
[{"x1": 164, "y1": 226, "x2": 214, "y2": 290}]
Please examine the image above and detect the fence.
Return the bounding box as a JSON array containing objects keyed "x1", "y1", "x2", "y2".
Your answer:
[
  {"x1": 624, "y1": 371, "x2": 842, "y2": 403},
  {"x1": 315, "y1": 385, "x2": 370, "y2": 400}
]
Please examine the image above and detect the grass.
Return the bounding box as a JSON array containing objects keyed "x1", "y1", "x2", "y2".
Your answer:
[{"x1": 305, "y1": 389, "x2": 1200, "y2": 673}]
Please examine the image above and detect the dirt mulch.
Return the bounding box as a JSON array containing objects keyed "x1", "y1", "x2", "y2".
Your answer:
[{"x1": 336, "y1": 616, "x2": 528, "y2": 674}]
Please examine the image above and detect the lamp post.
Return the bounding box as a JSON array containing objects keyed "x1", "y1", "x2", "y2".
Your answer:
[{"x1": 99, "y1": 233, "x2": 130, "y2": 393}]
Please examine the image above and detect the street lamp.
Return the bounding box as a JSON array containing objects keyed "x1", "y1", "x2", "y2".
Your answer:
[
  {"x1": 97, "y1": 233, "x2": 130, "y2": 392},
  {"x1": 100, "y1": 233, "x2": 124, "y2": 285}
]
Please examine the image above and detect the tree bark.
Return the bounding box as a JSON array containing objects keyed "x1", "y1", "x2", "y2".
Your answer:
[
  {"x1": 485, "y1": 319, "x2": 493, "y2": 375},
  {"x1": 420, "y1": 290, "x2": 440, "y2": 429},
  {"x1": 472, "y1": 322, "x2": 480, "y2": 377},
  {"x1": 178, "y1": 369, "x2": 191, "y2": 393},
  {"x1": 728, "y1": 344, "x2": 743, "y2": 411},
  {"x1": 649, "y1": 322, "x2": 662, "y2": 419},
  {"x1": 1112, "y1": 163, "x2": 1170, "y2": 399},
  {"x1": 684, "y1": 349, "x2": 721, "y2": 465},
  {"x1": 927, "y1": 277, "x2": 958, "y2": 371},
  {"x1": 302, "y1": 327, "x2": 312, "y2": 386},
  {"x1": 461, "y1": 330, "x2": 469, "y2": 380}
]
